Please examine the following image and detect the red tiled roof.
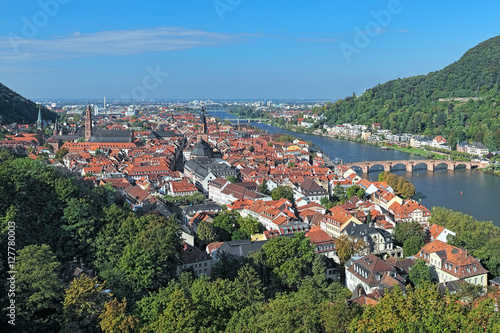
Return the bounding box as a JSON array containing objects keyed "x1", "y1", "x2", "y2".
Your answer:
[{"x1": 418, "y1": 240, "x2": 488, "y2": 279}]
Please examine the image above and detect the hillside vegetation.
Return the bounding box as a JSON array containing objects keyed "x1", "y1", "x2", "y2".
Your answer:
[
  {"x1": 313, "y1": 35, "x2": 500, "y2": 150},
  {"x1": 0, "y1": 82, "x2": 56, "y2": 124}
]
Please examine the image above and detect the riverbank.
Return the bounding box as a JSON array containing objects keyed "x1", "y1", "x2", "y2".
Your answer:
[
  {"x1": 228, "y1": 111, "x2": 487, "y2": 165},
  {"x1": 212, "y1": 110, "x2": 500, "y2": 224},
  {"x1": 387, "y1": 145, "x2": 446, "y2": 160}
]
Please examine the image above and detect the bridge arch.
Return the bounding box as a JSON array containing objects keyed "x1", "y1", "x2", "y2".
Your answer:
[
  {"x1": 434, "y1": 162, "x2": 449, "y2": 171},
  {"x1": 368, "y1": 164, "x2": 388, "y2": 173},
  {"x1": 349, "y1": 165, "x2": 364, "y2": 173},
  {"x1": 413, "y1": 162, "x2": 429, "y2": 172},
  {"x1": 391, "y1": 162, "x2": 408, "y2": 172},
  {"x1": 454, "y1": 163, "x2": 468, "y2": 171}
]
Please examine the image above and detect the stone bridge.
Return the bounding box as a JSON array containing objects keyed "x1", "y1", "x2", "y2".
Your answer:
[
  {"x1": 343, "y1": 160, "x2": 485, "y2": 174},
  {"x1": 224, "y1": 118, "x2": 267, "y2": 124}
]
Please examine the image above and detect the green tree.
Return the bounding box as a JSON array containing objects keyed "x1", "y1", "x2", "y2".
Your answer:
[
  {"x1": 238, "y1": 216, "x2": 264, "y2": 239},
  {"x1": 320, "y1": 196, "x2": 334, "y2": 209},
  {"x1": 276, "y1": 134, "x2": 296, "y2": 143},
  {"x1": 346, "y1": 185, "x2": 365, "y2": 199},
  {"x1": 226, "y1": 175, "x2": 239, "y2": 183},
  {"x1": 118, "y1": 217, "x2": 183, "y2": 293},
  {"x1": 321, "y1": 301, "x2": 362, "y2": 333},
  {"x1": 99, "y1": 298, "x2": 138, "y2": 333},
  {"x1": 409, "y1": 259, "x2": 432, "y2": 286},
  {"x1": 350, "y1": 283, "x2": 467, "y2": 332},
  {"x1": 211, "y1": 210, "x2": 241, "y2": 241},
  {"x1": 336, "y1": 235, "x2": 367, "y2": 265},
  {"x1": 190, "y1": 276, "x2": 239, "y2": 331},
  {"x1": 145, "y1": 289, "x2": 197, "y2": 333},
  {"x1": 393, "y1": 221, "x2": 426, "y2": 245},
  {"x1": 260, "y1": 233, "x2": 314, "y2": 288},
  {"x1": 55, "y1": 147, "x2": 69, "y2": 160},
  {"x1": 258, "y1": 179, "x2": 270, "y2": 195},
  {"x1": 61, "y1": 275, "x2": 112, "y2": 333},
  {"x1": 197, "y1": 220, "x2": 216, "y2": 247},
  {"x1": 270, "y1": 185, "x2": 294, "y2": 202},
  {"x1": 63, "y1": 197, "x2": 104, "y2": 251},
  {"x1": 14, "y1": 244, "x2": 65, "y2": 332},
  {"x1": 234, "y1": 264, "x2": 264, "y2": 307},
  {"x1": 403, "y1": 234, "x2": 425, "y2": 257}
]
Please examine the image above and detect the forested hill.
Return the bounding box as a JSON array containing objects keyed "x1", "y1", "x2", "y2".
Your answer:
[
  {"x1": 314, "y1": 35, "x2": 500, "y2": 150},
  {"x1": 0, "y1": 82, "x2": 56, "y2": 124}
]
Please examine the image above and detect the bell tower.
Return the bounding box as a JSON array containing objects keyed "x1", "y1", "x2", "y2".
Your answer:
[
  {"x1": 85, "y1": 105, "x2": 92, "y2": 141},
  {"x1": 199, "y1": 106, "x2": 207, "y2": 134}
]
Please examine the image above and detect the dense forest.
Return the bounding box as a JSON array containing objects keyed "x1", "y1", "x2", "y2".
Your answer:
[
  {"x1": 2, "y1": 153, "x2": 500, "y2": 332},
  {"x1": 0, "y1": 82, "x2": 56, "y2": 125},
  {"x1": 312, "y1": 35, "x2": 500, "y2": 151}
]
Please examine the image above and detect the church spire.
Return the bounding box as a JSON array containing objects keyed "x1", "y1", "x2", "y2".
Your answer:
[
  {"x1": 200, "y1": 106, "x2": 207, "y2": 134},
  {"x1": 53, "y1": 117, "x2": 58, "y2": 136},
  {"x1": 85, "y1": 105, "x2": 93, "y2": 141},
  {"x1": 37, "y1": 106, "x2": 42, "y2": 130}
]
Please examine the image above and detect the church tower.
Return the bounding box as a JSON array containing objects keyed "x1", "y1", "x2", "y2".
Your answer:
[
  {"x1": 53, "y1": 117, "x2": 58, "y2": 136},
  {"x1": 85, "y1": 105, "x2": 92, "y2": 141},
  {"x1": 199, "y1": 106, "x2": 207, "y2": 134},
  {"x1": 36, "y1": 106, "x2": 42, "y2": 130}
]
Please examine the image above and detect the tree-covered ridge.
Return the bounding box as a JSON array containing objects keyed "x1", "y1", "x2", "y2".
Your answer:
[
  {"x1": 314, "y1": 35, "x2": 500, "y2": 150},
  {"x1": 0, "y1": 82, "x2": 56, "y2": 124}
]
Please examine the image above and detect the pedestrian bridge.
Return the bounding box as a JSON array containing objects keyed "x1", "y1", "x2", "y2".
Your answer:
[{"x1": 343, "y1": 160, "x2": 484, "y2": 173}]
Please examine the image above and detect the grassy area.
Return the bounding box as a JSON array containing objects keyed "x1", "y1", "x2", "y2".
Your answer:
[{"x1": 388, "y1": 145, "x2": 447, "y2": 160}]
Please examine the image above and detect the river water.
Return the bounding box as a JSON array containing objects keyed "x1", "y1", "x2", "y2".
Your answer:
[{"x1": 211, "y1": 111, "x2": 500, "y2": 225}]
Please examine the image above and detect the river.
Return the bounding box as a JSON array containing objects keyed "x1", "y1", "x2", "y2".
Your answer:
[{"x1": 210, "y1": 111, "x2": 500, "y2": 225}]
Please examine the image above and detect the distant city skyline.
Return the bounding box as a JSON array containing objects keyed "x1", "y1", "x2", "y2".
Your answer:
[{"x1": 2, "y1": 1, "x2": 500, "y2": 100}]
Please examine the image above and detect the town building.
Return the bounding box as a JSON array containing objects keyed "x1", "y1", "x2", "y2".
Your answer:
[
  {"x1": 345, "y1": 254, "x2": 407, "y2": 294},
  {"x1": 418, "y1": 240, "x2": 488, "y2": 287}
]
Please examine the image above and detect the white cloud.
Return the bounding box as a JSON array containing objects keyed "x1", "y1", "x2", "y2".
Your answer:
[{"x1": 0, "y1": 27, "x2": 247, "y2": 62}]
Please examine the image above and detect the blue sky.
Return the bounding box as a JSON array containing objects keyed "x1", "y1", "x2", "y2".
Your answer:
[{"x1": 1, "y1": 0, "x2": 500, "y2": 100}]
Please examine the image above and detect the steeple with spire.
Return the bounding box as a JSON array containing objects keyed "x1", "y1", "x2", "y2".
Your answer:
[
  {"x1": 85, "y1": 105, "x2": 93, "y2": 142},
  {"x1": 36, "y1": 106, "x2": 42, "y2": 130},
  {"x1": 53, "y1": 117, "x2": 58, "y2": 136},
  {"x1": 200, "y1": 106, "x2": 207, "y2": 134}
]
